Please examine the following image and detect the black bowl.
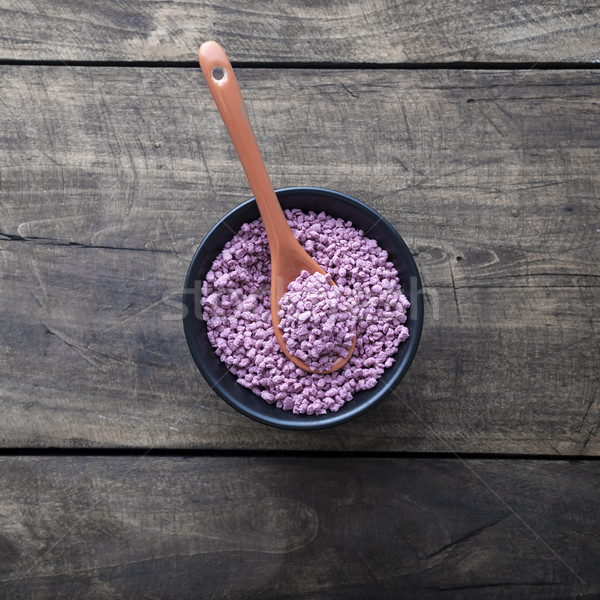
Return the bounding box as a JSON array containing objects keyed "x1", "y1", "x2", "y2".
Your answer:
[{"x1": 183, "y1": 187, "x2": 423, "y2": 429}]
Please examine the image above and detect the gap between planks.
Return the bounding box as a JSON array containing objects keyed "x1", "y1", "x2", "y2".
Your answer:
[
  {"x1": 1, "y1": 59, "x2": 600, "y2": 70},
  {"x1": 0, "y1": 448, "x2": 599, "y2": 461}
]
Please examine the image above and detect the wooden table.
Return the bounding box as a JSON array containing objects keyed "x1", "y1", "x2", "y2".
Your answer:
[{"x1": 1, "y1": 2, "x2": 599, "y2": 597}]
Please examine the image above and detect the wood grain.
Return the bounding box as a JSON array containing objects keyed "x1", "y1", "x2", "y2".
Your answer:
[
  {"x1": 0, "y1": 66, "x2": 598, "y2": 452},
  {"x1": 1, "y1": 456, "x2": 598, "y2": 599},
  {"x1": 1, "y1": 241, "x2": 597, "y2": 453},
  {"x1": 0, "y1": 66, "x2": 597, "y2": 289},
  {"x1": 0, "y1": 0, "x2": 598, "y2": 64}
]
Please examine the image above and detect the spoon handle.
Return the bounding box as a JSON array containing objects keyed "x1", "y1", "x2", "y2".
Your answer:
[{"x1": 198, "y1": 41, "x2": 290, "y2": 251}]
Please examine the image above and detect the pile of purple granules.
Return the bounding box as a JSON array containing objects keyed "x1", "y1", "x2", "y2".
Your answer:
[
  {"x1": 277, "y1": 270, "x2": 357, "y2": 372},
  {"x1": 201, "y1": 209, "x2": 410, "y2": 415}
]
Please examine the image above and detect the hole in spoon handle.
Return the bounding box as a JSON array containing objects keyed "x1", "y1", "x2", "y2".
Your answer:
[{"x1": 211, "y1": 66, "x2": 226, "y2": 82}]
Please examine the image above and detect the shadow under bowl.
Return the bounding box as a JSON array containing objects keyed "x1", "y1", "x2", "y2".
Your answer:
[{"x1": 183, "y1": 187, "x2": 423, "y2": 429}]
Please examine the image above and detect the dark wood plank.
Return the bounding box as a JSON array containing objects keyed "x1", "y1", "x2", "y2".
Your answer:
[
  {"x1": 0, "y1": 456, "x2": 598, "y2": 598},
  {"x1": 0, "y1": 66, "x2": 598, "y2": 452},
  {"x1": 0, "y1": 1, "x2": 598, "y2": 63},
  {"x1": 0, "y1": 66, "x2": 597, "y2": 289},
  {"x1": 1, "y1": 241, "x2": 598, "y2": 453}
]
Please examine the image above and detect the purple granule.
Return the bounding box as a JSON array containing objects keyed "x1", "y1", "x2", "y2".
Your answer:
[
  {"x1": 277, "y1": 270, "x2": 356, "y2": 372},
  {"x1": 201, "y1": 209, "x2": 410, "y2": 415}
]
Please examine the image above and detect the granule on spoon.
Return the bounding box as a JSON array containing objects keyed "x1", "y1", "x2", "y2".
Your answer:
[
  {"x1": 277, "y1": 270, "x2": 356, "y2": 372},
  {"x1": 201, "y1": 209, "x2": 410, "y2": 415}
]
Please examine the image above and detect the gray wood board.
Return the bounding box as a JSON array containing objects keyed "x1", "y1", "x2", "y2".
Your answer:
[
  {"x1": 0, "y1": 66, "x2": 598, "y2": 452},
  {"x1": 0, "y1": 1, "x2": 599, "y2": 63},
  {"x1": 1, "y1": 456, "x2": 598, "y2": 599}
]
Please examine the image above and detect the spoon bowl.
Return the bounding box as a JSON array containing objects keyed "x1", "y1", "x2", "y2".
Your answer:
[{"x1": 198, "y1": 41, "x2": 355, "y2": 373}]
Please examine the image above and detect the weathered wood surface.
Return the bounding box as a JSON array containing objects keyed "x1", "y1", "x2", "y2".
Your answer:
[
  {"x1": 1, "y1": 66, "x2": 598, "y2": 290},
  {"x1": 1, "y1": 66, "x2": 599, "y2": 452},
  {"x1": 0, "y1": 456, "x2": 598, "y2": 599},
  {"x1": 1, "y1": 455, "x2": 598, "y2": 598},
  {"x1": 0, "y1": 1, "x2": 599, "y2": 64},
  {"x1": 1, "y1": 242, "x2": 598, "y2": 453}
]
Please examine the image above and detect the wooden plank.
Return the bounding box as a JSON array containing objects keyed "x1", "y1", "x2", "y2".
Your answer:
[
  {"x1": 1, "y1": 240, "x2": 598, "y2": 453},
  {"x1": 0, "y1": 456, "x2": 598, "y2": 598},
  {"x1": 0, "y1": 66, "x2": 597, "y2": 289},
  {"x1": 0, "y1": 66, "x2": 598, "y2": 452},
  {"x1": 0, "y1": 1, "x2": 598, "y2": 63}
]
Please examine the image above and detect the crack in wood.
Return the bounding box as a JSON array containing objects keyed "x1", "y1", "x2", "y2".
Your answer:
[
  {"x1": 0, "y1": 231, "x2": 174, "y2": 254},
  {"x1": 448, "y1": 258, "x2": 462, "y2": 323},
  {"x1": 425, "y1": 512, "x2": 512, "y2": 559},
  {"x1": 435, "y1": 582, "x2": 566, "y2": 591},
  {"x1": 45, "y1": 326, "x2": 131, "y2": 371},
  {"x1": 577, "y1": 386, "x2": 600, "y2": 434}
]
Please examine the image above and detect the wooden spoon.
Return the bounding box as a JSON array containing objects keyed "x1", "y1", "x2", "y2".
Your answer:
[{"x1": 198, "y1": 41, "x2": 355, "y2": 374}]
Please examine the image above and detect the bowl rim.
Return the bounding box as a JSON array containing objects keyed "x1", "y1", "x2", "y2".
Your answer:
[{"x1": 183, "y1": 186, "x2": 424, "y2": 429}]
